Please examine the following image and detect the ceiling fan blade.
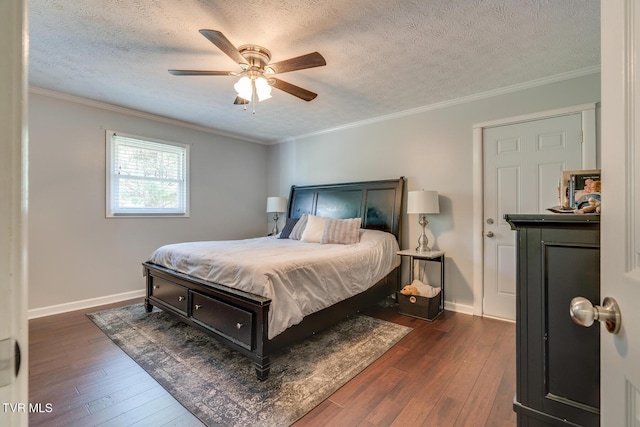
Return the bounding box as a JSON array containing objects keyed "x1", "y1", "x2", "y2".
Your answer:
[
  {"x1": 233, "y1": 96, "x2": 249, "y2": 105},
  {"x1": 199, "y1": 29, "x2": 248, "y2": 66},
  {"x1": 168, "y1": 70, "x2": 233, "y2": 76},
  {"x1": 271, "y1": 78, "x2": 318, "y2": 101},
  {"x1": 267, "y1": 52, "x2": 326, "y2": 74}
]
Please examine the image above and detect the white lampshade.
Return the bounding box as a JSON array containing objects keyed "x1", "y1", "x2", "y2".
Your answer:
[
  {"x1": 255, "y1": 77, "x2": 272, "y2": 102},
  {"x1": 266, "y1": 196, "x2": 287, "y2": 213},
  {"x1": 234, "y1": 76, "x2": 273, "y2": 103},
  {"x1": 234, "y1": 76, "x2": 252, "y2": 101},
  {"x1": 407, "y1": 190, "x2": 440, "y2": 214}
]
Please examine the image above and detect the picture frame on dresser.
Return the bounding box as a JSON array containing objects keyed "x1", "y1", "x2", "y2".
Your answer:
[{"x1": 561, "y1": 169, "x2": 601, "y2": 208}]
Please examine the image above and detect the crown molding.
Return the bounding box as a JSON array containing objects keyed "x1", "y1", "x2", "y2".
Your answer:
[
  {"x1": 28, "y1": 86, "x2": 267, "y2": 145},
  {"x1": 276, "y1": 65, "x2": 601, "y2": 144},
  {"x1": 30, "y1": 64, "x2": 601, "y2": 147}
]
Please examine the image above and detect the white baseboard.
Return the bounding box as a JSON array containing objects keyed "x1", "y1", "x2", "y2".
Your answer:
[
  {"x1": 481, "y1": 313, "x2": 516, "y2": 324},
  {"x1": 28, "y1": 289, "x2": 146, "y2": 319},
  {"x1": 444, "y1": 300, "x2": 475, "y2": 316},
  {"x1": 444, "y1": 300, "x2": 515, "y2": 323}
]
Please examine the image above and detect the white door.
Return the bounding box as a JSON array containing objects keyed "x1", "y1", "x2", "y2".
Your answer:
[
  {"x1": 599, "y1": 1, "x2": 640, "y2": 424},
  {"x1": 483, "y1": 114, "x2": 583, "y2": 320},
  {"x1": 0, "y1": 1, "x2": 28, "y2": 426}
]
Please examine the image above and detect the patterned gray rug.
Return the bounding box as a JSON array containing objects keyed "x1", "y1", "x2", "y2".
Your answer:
[{"x1": 87, "y1": 303, "x2": 411, "y2": 427}]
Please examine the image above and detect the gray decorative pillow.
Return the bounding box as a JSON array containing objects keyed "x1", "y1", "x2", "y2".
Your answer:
[
  {"x1": 321, "y1": 217, "x2": 362, "y2": 245},
  {"x1": 278, "y1": 217, "x2": 299, "y2": 239},
  {"x1": 288, "y1": 213, "x2": 309, "y2": 240}
]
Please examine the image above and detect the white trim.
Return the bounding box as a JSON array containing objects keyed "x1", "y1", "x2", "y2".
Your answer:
[
  {"x1": 472, "y1": 104, "x2": 598, "y2": 317},
  {"x1": 472, "y1": 127, "x2": 484, "y2": 317},
  {"x1": 481, "y1": 314, "x2": 516, "y2": 324},
  {"x1": 582, "y1": 108, "x2": 598, "y2": 169},
  {"x1": 473, "y1": 102, "x2": 597, "y2": 129},
  {"x1": 29, "y1": 67, "x2": 601, "y2": 147},
  {"x1": 444, "y1": 301, "x2": 474, "y2": 316},
  {"x1": 28, "y1": 86, "x2": 266, "y2": 145},
  {"x1": 0, "y1": 0, "x2": 28, "y2": 415},
  {"x1": 28, "y1": 289, "x2": 146, "y2": 319},
  {"x1": 276, "y1": 66, "x2": 601, "y2": 144}
]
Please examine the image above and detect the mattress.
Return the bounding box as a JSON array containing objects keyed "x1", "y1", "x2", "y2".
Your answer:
[{"x1": 147, "y1": 229, "x2": 400, "y2": 339}]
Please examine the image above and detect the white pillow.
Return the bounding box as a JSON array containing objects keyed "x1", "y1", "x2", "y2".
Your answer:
[
  {"x1": 300, "y1": 215, "x2": 327, "y2": 243},
  {"x1": 321, "y1": 217, "x2": 362, "y2": 244}
]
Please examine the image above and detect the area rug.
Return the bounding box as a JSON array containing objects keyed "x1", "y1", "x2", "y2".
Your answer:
[{"x1": 87, "y1": 303, "x2": 411, "y2": 426}]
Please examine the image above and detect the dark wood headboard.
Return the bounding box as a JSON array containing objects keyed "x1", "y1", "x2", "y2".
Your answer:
[{"x1": 287, "y1": 177, "x2": 405, "y2": 241}]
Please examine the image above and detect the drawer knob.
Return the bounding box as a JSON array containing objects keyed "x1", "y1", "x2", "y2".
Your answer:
[
  {"x1": 178, "y1": 296, "x2": 185, "y2": 302},
  {"x1": 153, "y1": 285, "x2": 159, "y2": 289},
  {"x1": 236, "y1": 322, "x2": 243, "y2": 330},
  {"x1": 409, "y1": 296, "x2": 417, "y2": 304},
  {"x1": 194, "y1": 304, "x2": 202, "y2": 310}
]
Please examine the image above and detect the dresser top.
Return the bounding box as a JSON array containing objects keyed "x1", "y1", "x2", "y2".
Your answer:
[{"x1": 505, "y1": 213, "x2": 600, "y2": 229}]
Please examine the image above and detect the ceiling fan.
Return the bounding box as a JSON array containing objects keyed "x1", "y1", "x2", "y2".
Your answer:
[{"x1": 169, "y1": 29, "x2": 326, "y2": 110}]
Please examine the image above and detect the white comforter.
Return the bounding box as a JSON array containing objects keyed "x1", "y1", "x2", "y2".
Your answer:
[{"x1": 147, "y1": 229, "x2": 400, "y2": 339}]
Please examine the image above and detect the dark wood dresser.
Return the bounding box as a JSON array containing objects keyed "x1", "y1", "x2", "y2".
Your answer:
[{"x1": 505, "y1": 214, "x2": 600, "y2": 427}]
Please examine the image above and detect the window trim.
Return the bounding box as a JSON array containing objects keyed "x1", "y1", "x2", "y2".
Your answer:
[{"x1": 105, "y1": 130, "x2": 190, "y2": 218}]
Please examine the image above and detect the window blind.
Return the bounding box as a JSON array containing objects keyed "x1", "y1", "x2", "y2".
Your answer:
[{"x1": 107, "y1": 131, "x2": 189, "y2": 216}]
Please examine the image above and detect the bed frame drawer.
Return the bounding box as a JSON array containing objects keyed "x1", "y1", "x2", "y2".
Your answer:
[
  {"x1": 191, "y1": 292, "x2": 254, "y2": 350},
  {"x1": 150, "y1": 277, "x2": 188, "y2": 314}
]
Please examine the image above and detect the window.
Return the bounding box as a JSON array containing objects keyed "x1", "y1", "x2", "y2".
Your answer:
[{"x1": 106, "y1": 131, "x2": 189, "y2": 217}]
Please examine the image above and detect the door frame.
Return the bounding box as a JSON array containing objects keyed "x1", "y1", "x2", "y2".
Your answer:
[
  {"x1": 0, "y1": 0, "x2": 28, "y2": 425},
  {"x1": 471, "y1": 103, "x2": 598, "y2": 316}
]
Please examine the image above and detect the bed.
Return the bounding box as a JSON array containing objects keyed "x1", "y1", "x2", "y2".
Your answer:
[{"x1": 142, "y1": 177, "x2": 404, "y2": 380}]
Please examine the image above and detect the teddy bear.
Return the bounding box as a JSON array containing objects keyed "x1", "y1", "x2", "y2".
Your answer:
[
  {"x1": 400, "y1": 284, "x2": 419, "y2": 296},
  {"x1": 576, "y1": 197, "x2": 601, "y2": 214},
  {"x1": 400, "y1": 279, "x2": 441, "y2": 298}
]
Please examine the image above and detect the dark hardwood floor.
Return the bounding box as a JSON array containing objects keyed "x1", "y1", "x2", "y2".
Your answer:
[{"x1": 29, "y1": 298, "x2": 516, "y2": 426}]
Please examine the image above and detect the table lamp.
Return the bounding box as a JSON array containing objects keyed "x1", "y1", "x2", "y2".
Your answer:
[
  {"x1": 407, "y1": 190, "x2": 440, "y2": 252},
  {"x1": 266, "y1": 196, "x2": 287, "y2": 235}
]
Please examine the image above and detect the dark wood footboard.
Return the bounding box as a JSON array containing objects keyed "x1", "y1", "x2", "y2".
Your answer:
[
  {"x1": 143, "y1": 262, "x2": 273, "y2": 380},
  {"x1": 143, "y1": 261, "x2": 398, "y2": 380}
]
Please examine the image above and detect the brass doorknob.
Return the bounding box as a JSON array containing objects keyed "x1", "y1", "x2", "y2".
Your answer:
[{"x1": 570, "y1": 296, "x2": 621, "y2": 334}]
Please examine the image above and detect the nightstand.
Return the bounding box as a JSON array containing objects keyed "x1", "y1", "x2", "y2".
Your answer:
[{"x1": 396, "y1": 249, "x2": 445, "y2": 321}]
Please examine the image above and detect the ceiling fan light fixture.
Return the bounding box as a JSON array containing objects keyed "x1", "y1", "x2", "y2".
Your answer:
[
  {"x1": 234, "y1": 76, "x2": 252, "y2": 101},
  {"x1": 255, "y1": 76, "x2": 272, "y2": 102},
  {"x1": 170, "y1": 30, "x2": 325, "y2": 109}
]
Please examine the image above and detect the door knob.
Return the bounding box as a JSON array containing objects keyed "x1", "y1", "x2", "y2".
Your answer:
[
  {"x1": 570, "y1": 296, "x2": 621, "y2": 334},
  {"x1": 486, "y1": 231, "x2": 494, "y2": 238},
  {"x1": 0, "y1": 338, "x2": 20, "y2": 387}
]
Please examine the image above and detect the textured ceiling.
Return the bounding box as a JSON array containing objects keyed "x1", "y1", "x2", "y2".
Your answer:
[{"x1": 29, "y1": 0, "x2": 600, "y2": 143}]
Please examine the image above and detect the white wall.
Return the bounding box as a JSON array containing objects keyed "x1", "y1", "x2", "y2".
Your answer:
[
  {"x1": 267, "y1": 73, "x2": 601, "y2": 312},
  {"x1": 28, "y1": 91, "x2": 268, "y2": 313}
]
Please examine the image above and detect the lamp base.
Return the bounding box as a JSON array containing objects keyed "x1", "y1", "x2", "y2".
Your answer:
[
  {"x1": 270, "y1": 213, "x2": 280, "y2": 236},
  {"x1": 415, "y1": 242, "x2": 431, "y2": 253},
  {"x1": 415, "y1": 215, "x2": 431, "y2": 253}
]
